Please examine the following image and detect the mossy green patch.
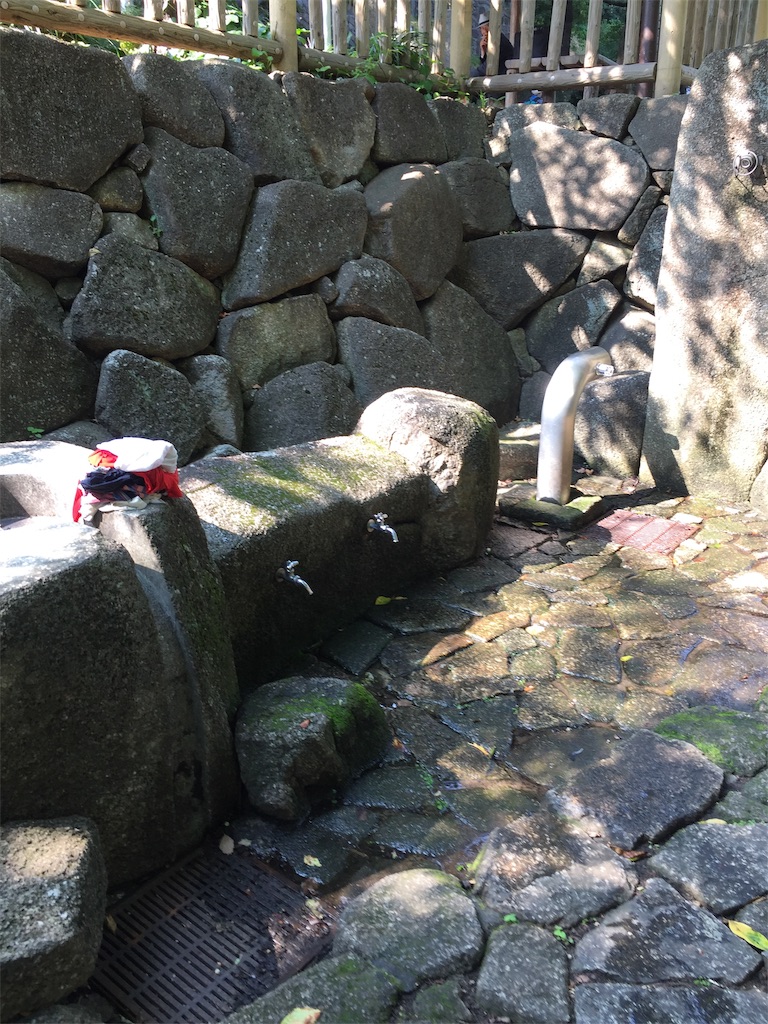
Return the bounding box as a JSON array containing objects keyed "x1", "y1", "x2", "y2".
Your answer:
[{"x1": 655, "y1": 705, "x2": 768, "y2": 777}]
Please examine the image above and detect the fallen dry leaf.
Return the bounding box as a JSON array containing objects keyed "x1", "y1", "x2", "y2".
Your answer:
[{"x1": 279, "y1": 1010, "x2": 322, "y2": 1024}]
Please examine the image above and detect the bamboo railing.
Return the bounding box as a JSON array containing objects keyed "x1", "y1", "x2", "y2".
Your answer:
[{"x1": 1, "y1": 0, "x2": 767, "y2": 99}]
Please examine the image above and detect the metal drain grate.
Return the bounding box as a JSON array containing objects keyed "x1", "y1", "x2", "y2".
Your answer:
[
  {"x1": 91, "y1": 845, "x2": 336, "y2": 1024},
  {"x1": 581, "y1": 508, "x2": 700, "y2": 554}
]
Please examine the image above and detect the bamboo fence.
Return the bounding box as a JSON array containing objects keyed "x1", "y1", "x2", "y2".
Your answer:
[{"x1": 1, "y1": 0, "x2": 767, "y2": 98}]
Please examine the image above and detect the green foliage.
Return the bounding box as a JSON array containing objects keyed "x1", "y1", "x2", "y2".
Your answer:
[
  {"x1": 26, "y1": 426, "x2": 44, "y2": 439},
  {"x1": 552, "y1": 924, "x2": 574, "y2": 944}
]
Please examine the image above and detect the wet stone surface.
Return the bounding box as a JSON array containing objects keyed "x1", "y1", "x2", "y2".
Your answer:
[{"x1": 221, "y1": 491, "x2": 768, "y2": 1024}]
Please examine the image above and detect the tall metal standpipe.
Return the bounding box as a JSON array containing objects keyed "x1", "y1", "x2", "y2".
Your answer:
[{"x1": 536, "y1": 348, "x2": 614, "y2": 506}]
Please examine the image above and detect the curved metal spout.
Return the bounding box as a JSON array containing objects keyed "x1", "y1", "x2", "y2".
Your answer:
[
  {"x1": 276, "y1": 559, "x2": 313, "y2": 595},
  {"x1": 367, "y1": 512, "x2": 399, "y2": 543},
  {"x1": 536, "y1": 348, "x2": 614, "y2": 506}
]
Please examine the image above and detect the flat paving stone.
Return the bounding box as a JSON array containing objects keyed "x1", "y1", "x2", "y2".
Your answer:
[
  {"x1": 547, "y1": 729, "x2": 724, "y2": 849},
  {"x1": 555, "y1": 627, "x2": 622, "y2": 684},
  {"x1": 366, "y1": 598, "x2": 472, "y2": 635},
  {"x1": 572, "y1": 877, "x2": 763, "y2": 984},
  {"x1": 533, "y1": 602, "x2": 615, "y2": 629},
  {"x1": 446, "y1": 556, "x2": 519, "y2": 593},
  {"x1": 475, "y1": 923, "x2": 570, "y2": 1023},
  {"x1": 442, "y1": 780, "x2": 541, "y2": 833},
  {"x1": 495, "y1": 581, "x2": 551, "y2": 618},
  {"x1": 435, "y1": 693, "x2": 520, "y2": 753},
  {"x1": 333, "y1": 869, "x2": 484, "y2": 991},
  {"x1": 400, "y1": 644, "x2": 516, "y2": 707},
  {"x1": 574, "y1": 982, "x2": 768, "y2": 1024},
  {"x1": 508, "y1": 726, "x2": 621, "y2": 789},
  {"x1": 608, "y1": 594, "x2": 675, "y2": 639},
  {"x1": 463, "y1": 609, "x2": 530, "y2": 639},
  {"x1": 515, "y1": 679, "x2": 687, "y2": 732},
  {"x1": 370, "y1": 811, "x2": 474, "y2": 858},
  {"x1": 654, "y1": 705, "x2": 768, "y2": 776},
  {"x1": 712, "y1": 769, "x2": 768, "y2": 823},
  {"x1": 649, "y1": 822, "x2": 768, "y2": 914},
  {"x1": 507, "y1": 648, "x2": 557, "y2": 683},
  {"x1": 342, "y1": 765, "x2": 435, "y2": 812},
  {"x1": 321, "y1": 619, "x2": 394, "y2": 675},
  {"x1": 667, "y1": 645, "x2": 768, "y2": 711},
  {"x1": 378, "y1": 631, "x2": 472, "y2": 676},
  {"x1": 486, "y1": 523, "x2": 550, "y2": 560}
]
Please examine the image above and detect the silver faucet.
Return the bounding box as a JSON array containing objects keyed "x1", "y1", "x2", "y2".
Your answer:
[
  {"x1": 367, "y1": 512, "x2": 399, "y2": 543},
  {"x1": 276, "y1": 559, "x2": 313, "y2": 595}
]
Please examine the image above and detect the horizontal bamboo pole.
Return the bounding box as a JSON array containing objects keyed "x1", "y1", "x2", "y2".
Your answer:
[
  {"x1": 467, "y1": 61, "x2": 658, "y2": 93},
  {"x1": 0, "y1": 0, "x2": 283, "y2": 61}
]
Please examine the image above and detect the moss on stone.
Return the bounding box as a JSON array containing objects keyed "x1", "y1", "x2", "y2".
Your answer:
[{"x1": 655, "y1": 705, "x2": 768, "y2": 776}]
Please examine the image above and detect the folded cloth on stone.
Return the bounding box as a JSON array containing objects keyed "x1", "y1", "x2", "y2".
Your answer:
[{"x1": 73, "y1": 437, "x2": 183, "y2": 523}]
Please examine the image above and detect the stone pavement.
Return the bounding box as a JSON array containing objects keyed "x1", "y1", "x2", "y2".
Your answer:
[{"x1": 226, "y1": 485, "x2": 768, "y2": 1024}]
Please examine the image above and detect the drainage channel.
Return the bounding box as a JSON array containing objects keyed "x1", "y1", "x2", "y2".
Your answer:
[{"x1": 91, "y1": 843, "x2": 337, "y2": 1024}]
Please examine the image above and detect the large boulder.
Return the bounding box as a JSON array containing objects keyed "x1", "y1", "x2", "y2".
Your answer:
[
  {"x1": 95, "y1": 350, "x2": 207, "y2": 466},
  {"x1": 357, "y1": 387, "x2": 499, "y2": 569},
  {"x1": 627, "y1": 95, "x2": 688, "y2": 171},
  {"x1": 0, "y1": 183, "x2": 103, "y2": 279},
  {"x1": 282, "y1": 73, "x2": 376, "y2": 188},
  {"x1": 335, "y1": 317, "x2": 442, "y2": 407},
  {"x1": 191, "y1": 60, "x2": 321, "y2": 184},
  {"x1": 363, "y1": 163, "x2": 463, "y2": 300},
  {"x1": 121, "y1": 52, "x2": 226, "y2": 148},
  {"x1": 177, "y1": 354, "x2": 245, "y2": 450},
  {"x1": 428, "y1": 96, "x2": 487, "y2": 159},
  {"x1": 0, "y1": 818, "x2": 107, "y2": 1021},
  {"x1": 624, "y1": 204, "x2": 668, "y2": 311},
  {"x1": 0, "y1": 28, "x2": 142, "y2": 191},
  {"x1": 577, "y1": 94, "x2": 640, "y2": 140},
  {"x1": 243, "y1": 362, "x2": 361, "y2": 451},
  {"x1": 215, "y1": 293, "x2": 336, "y2": 389},
  {"x1": 449, "y1": 229, "x2": 590, "y2": 329},
  {"x1": 141, "y1": 127, "x2": 254, "y2": 278},
  {"x1": 574, "y1": 370, "x2": 650, "y2": 478},
  {"x1": 222, "y1": 180, "x2": 368, "y2": 309},
  {"x1": 372, "y1": 83, "x2": 448, "y2": 165},
  {"x1": 235, "y1": 676, "x2": 390, "y2": 819},
  {"x1": 0, "y1": 270, "x2": 98, "y2": 443},
  {"x1": 67, "y1": 234, "x2": 221, "y2": 359},
  {"x1": 642, "y1": 39, "x2": 768, "y2": 506},
  {"x1": 509, "y1": 123, "x2": 650, "y2": 230}
]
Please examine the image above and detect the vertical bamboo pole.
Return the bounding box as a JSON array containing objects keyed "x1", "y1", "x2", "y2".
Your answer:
[
  {"x1": 432, "y1": 0, "x2": 448, "y2": 71},
  {"x1": 733, "y1": 0, "x2": 752, "y2": 46},
  {"x1": 624, "y1": 0, "x2": 643, "y2": 63},
  {"x1": 547, "y1": 0, "x2": 569, "y2": 69},
  {"x1": 486, "y1": 0, "x2": 503, "y2": 76},
  {"x1": 449, "y1": 0, "x2": 472, "y2": 78},
  {"x1": 509, "y1": 0, "x2": 520, "y2": 40},
  {"x1": 395, "y1": 0, "x2": 409, "y2": 36},
  {"x1": 144, "y1": 0, "x2": 163, "y2": 20},
  {"x1": 518, "y1": 0, "x2": 535, "y2": 71},
  {"x1": 702, "y1": 0, "x2": 717, "y2": 56},
  {"x1": 102, "y1": 0, "x2": 121, "y2": 14},
  {"x1": 756, "y1": 0, "x2": 768, "y2": 39},
  {"x1": 379, "y1": 0, "x2": 395, "y2": 63},
  {"x1": 333, "y1": 0, "x2": 348, "y2": 52},
  {"x1": 682, "y1": 0, "x2": 694, "y2": 60},
  {"x1": 323, "y1": 0, "x2": 333, "y2": 51},
  {"x1": 355, "y1": 0, "x2": 368, "y2": 56},
  {"x1": 270, "y1": 0, "x2": 299, "y2": 69},
  {"x1": 418, "y1": 0, "x2": 431, "y2": 50},
  {"x1": 637, "y1": 0, "x2": 660, "y2": 96},
  {"x1": 309, "y1": 0, "x2": 325, "y2": 50},
  {"x1": 208, "y1": 0, "x2": 226, "y2": 33},
  {"x1": 655, "y1": 0, "x2": 687, "y2": 96},
  {"x1": 582, "y1": 0, "x2": 603, "y2": 99},
  {"x1": 243, "y1": 0, "x2": 259, "y2": 37},
  {"x1": 688, "y1": 0, "x2": 706, "y2": 64},
  {"x1": 713, "y1": 0, "x2": 730, "y2": 49}
]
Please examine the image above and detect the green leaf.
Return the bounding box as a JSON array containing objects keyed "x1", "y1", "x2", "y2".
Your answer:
[
  {"x1": 374, "y1": 596, "x2": 391, "y2": 605},
  {"x1": 279, "y1": 1010, "x2": 322, "y2": 1024},
  {"x1": 503, "y1": 913, "x2": 518, "y2": 923},
  {"x1": 303, "y1": 854, "x2": 322, "y2": 867},
  {"x1": 727, "y1": 920, "x2": 768, "y2": 950}
]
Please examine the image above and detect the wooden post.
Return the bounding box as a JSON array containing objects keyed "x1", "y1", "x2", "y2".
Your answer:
[
  {"x1": 449, "y1": 0, "x2": 471, "y2": 78},
  {"x1": 713, "y1": 0, "x2": 730, "y2": 50},
  {"x1": 582, "y1": 0, "x2": 603, "y2": 100},
  {"x1": 418, "y1": 0, "x2": 430, "y2": 49},
  {"x1": 102, "y1": 0, "x2": 121, "y2": 15},
  {"x1": 144, "y1": 0, "x2": 162, "y2": 20},
  {"x1": 687, "y1": 0, "x2": 706, "y2": 65},
  {"x1": 323, "y1": 0, "x2": 333, "y2": 53},
  {"x1": 270, "y1": 0, "x2": 299, "y2": 70},
  {"x1": 486, "y1": 0, "x2": 503, "y2": 76},
  {"x1": 655, "y1": 0, "x2": 687, "y2": 97},
  {"x1": 354, "y1": 0, "x2": 367, "y2": 56},
  {"x1": 208, "y1": 0, "x2": 226, "y2": 33},
  {"x1": 468, "y1": 61, "x2": 659, "y2": 93},
  {"x1": 309, "y1": 0, "x2": 324, "y2": 50},
  {"x1": 432, "y1": 0, "x2": 448, "y2": 72},
  {"x1": 243, "y1": 0, "x2": 258, "y2": 38},
  {"x1": 395, "y1": 0, "x2": 408, "y2": 36},
  {"x1": 702, "y1": 0, "x2": 717, "y2": 57},
  {"x1": 332, "y1": 0, "x2": 347, "y2": 53},
  {"x1": 624, "y1": 0, "x2": 643, "y2": 63},
  {"x1": 757, "y1": 0, "x2": 768, "y2": 40},
  {"x1": 509, "y1": 0, "x2": 520, "y2": 39},
  {"x1": 379, "y1": 0, "x2": 395, "y2": 63},
  {"x1": 547, "y1": 0, "x2": 568, "y2": 70}
]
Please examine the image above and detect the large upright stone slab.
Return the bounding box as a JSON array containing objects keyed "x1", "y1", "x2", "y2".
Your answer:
[
  {"x1": 509, "y1": 123, "x2": 650, "y2": 230},
  {"x1": 372, "y1": 84, "x2": 448, "y2": 165},
  {"x1": 328, "y1": 255, "x2": 425, "y2": 334},
  {"x1": 627, "y1": 95, "x2": 688, "y2": 171},
  {"x1": 363, "y1": 163, "x2": 463, "y2": 301},
  {"x1": 642, "y1": 40, "x2": 768, "y2": 508},
  {"x1": 0, "y1": 519, "x2": 178, "y2": 884},
  {"x1": 0, "y1": 28, "x2": 143, "y2": 191},
  {"x1": 222, "y1": 181, "x2": 368, "y2": 309}
]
